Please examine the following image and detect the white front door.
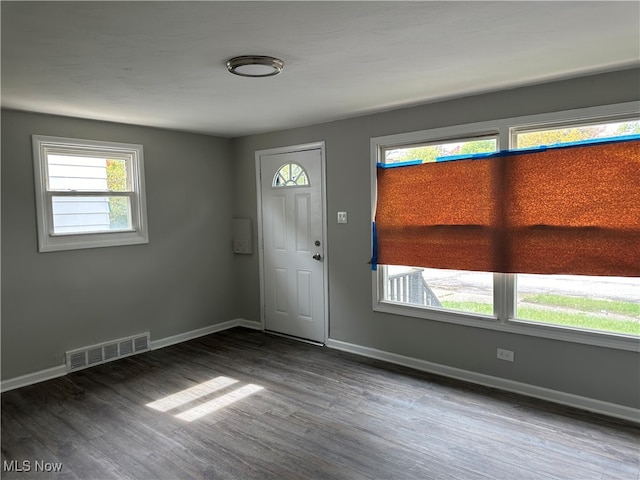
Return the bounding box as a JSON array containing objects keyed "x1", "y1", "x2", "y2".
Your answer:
[{"x1": 257, "y1": 145, "x2": 326, "y2": 343}]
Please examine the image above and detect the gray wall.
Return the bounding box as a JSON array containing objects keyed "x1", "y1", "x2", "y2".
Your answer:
[
  {"x1": 232, "y1": 68, "x2": 640, "y2": 409},
  {"x1": 2, "y1": 110, "x2": 236, "y2": 379},
  {"x1": 2, "y1": 69, "x2": 638, "y2": 409}
]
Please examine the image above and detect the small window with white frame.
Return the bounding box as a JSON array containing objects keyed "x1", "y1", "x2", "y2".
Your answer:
[{"x1": 32, "y1": 135, "x2": 149, "y2": 252}]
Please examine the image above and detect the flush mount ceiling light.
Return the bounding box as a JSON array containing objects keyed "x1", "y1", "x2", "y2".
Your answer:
[{"x1": 226, "y1": 55, "x2": 284, "y2": 77}]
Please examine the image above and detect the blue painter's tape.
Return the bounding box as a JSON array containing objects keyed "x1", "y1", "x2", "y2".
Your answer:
[
  {"x1": 377, "y1": 159, "x2": 423, "y2": 169},
  {"x1": 506, "y1": 134, "x2": 640, "y2": 156},
  {"x1": 370, "y1": 222, "x2": 378, "y2": 271},
  {"x1": 382, "y1": 135, "x2": 640, "y2": 167},
  {"x1": 435, "y1": 151, "x2": 497, "y2": 162}
]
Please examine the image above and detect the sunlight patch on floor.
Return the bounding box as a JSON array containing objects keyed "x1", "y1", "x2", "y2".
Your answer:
[
  {"x1": 145, "y1": 376, "x2": 263, "y2": 422},
  {"x1": 146, "y1": 376, "x2": 238, "y2": 412},
  {"x1": 175, "y1": 383, "x2": 264, "y2": 422}
]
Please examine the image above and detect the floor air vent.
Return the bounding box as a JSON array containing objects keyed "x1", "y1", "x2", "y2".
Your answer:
[{"x1": 65, "y1": 332, "x2": 151, "y2": 373}]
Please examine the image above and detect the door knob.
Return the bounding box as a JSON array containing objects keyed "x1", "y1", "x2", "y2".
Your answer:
[{"x1": 312, "y1": 253, "x2": 322, "y2": 261}]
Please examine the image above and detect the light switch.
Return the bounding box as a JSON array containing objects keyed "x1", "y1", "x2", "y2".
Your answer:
[{"x1": 337, "y1": 211, "x2": 348, "y2": 224}]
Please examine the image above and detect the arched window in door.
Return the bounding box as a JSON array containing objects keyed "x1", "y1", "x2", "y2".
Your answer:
[{"x1": 272, "y1": 162, "x2": 310, "y2": 187}]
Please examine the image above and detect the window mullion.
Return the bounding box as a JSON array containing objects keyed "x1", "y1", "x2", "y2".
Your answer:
[
  {"x1": 505, "y1": 273, "x2": 516, "y2": 322},
  {"x1": 493, "y1": 273, "x2": 517, "y2": 322},
  {"x1": 494, "y1": 273, "x2": 506, "y2": 322},
  {"x1": 48, "y1": 191, "x2": 133, "y2": 197},
  {"x1": 498, "y1": 126, "x2": 511, "y2": 151},
  {"x1": 498, "y1": 125, "x2": 516, "y2": 323}
]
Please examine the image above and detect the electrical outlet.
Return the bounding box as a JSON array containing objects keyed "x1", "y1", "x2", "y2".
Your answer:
[
  {"x1": 497, "y1": 348, "x2": 514, "y2": 362},
  {"x1": 337, "y1": 211, "x2": 348, "y2": 224}
]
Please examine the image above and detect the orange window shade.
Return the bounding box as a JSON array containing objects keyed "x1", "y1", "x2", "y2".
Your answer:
[{"x1": 375, "y1": 139, "x2": 640, "y2": 276}]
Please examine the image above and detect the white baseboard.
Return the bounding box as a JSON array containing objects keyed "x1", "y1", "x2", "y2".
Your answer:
[
  {"x1": 0, "y1": 364, "x2": 67, "y2": 393},
  {"x1": 1, "y1": 319, "x2": 262, "y2": 393},
  {"x1": 326, "y1": 338, "x2": 640, "y2": 424},
  {"x1": 150, "y1": 319, "x2": 240, "y2": 350},
  {"x1": 237, "y1": 319, "x2": 262, "y2": 330},
  {"x1": 150, "y1": 318, "x2": 262, "y2": 350},
  {"x1": 6, "y1": 323, "x2": 635, "y2": 424}
]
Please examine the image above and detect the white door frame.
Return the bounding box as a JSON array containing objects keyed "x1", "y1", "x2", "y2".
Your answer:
[{"x1": 255, "y1": 141, "x2": 329, "y2": 342}]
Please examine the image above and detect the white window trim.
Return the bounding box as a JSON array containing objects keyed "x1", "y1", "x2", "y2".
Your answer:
[
  {"x1": 32, "y1": 135, "x2": 149, "y2": 252},
  {"x1": 371, "y1": 101, "x2": 640, "y2": 352}
]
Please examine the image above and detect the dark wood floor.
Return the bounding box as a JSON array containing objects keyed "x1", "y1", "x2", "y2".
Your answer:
[{"x1": 2, "y1": 327, "x2": 639, "y2": 480}]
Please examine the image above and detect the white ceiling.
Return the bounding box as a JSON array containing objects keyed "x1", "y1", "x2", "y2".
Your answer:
[{"x1": 2, "y1": 1, "x2": 639, "y2": 138}]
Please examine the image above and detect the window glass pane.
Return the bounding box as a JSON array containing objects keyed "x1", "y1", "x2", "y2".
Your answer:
[
  {"x1": 48, "y1": 155, "x2": 129, "y2": 192},
  {"x1": 48, "y1": 155, "x2": 108, "y2": 191},
  {"x1": 51, "y1": 196, "x2": 132, "y2": 234},
  {"x1": 514, "y1": 117, "x2": 640, "y2": 335},
  {"x1": 380, "y1": 136, "x2": 498, "y2": 315},
  {"x1": 385, "y1": 266, "x2": 494, "y2": 315},
  {"x1": 384, "y1": 137, "x2": 497, "y2": 165},
  {"x1": 515, "y1": 120, "x2": 640, "y2": 149},
  {"x1": 516, "y1": 275, "x2": 640, "y2": 336},
  {"x1": 273, "y1": 162, "x2": 309, "y2": 187}
]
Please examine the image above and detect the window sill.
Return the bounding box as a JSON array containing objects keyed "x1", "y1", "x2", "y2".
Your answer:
[
  {"x1": 374, "y1": 300, "x2": 640, "y2": 352},
  {"x1": 39, "y1": 229, "x2": 148, "y2": 252},
  {"x1": 49, "y1": 228, "x2": 137, "y2": 237}
]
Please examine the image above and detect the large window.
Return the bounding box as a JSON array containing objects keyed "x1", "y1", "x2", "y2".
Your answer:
[
  {"x1": 32, "y1": 135, "x2": 149, "y2": 252},
  {"x1": 372, "y1": 103, "x2": 639, "y2": 350}
]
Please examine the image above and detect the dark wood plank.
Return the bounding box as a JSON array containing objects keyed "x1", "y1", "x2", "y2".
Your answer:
[{"x1": 2, "y1": 327, "x2": 639, "y2": 480}]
